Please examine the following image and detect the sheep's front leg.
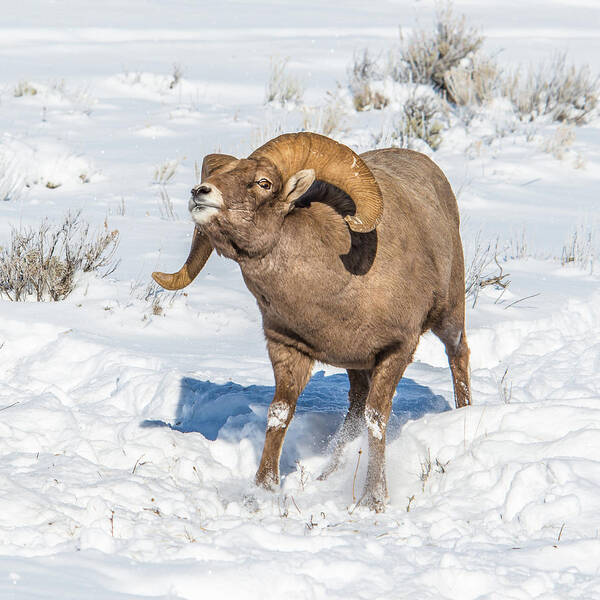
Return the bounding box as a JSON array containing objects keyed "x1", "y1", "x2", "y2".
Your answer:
[
  {"x1": 361, "y1": 343, "x2": 416, "y2": 512},
  {"x1": 255, "y1": 341, "x2": 313, "y2": 490}
]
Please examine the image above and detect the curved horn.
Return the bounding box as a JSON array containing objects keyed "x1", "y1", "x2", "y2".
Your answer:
[
  {"x1": 152, "y1": 227, "x2": 212, "y2": 290},
  {"x1": 250, "y1": 132, "x2": 383, "y2": 233}
]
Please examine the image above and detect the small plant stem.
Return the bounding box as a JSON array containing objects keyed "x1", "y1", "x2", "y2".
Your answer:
[
  {"x1": 352, "y1": 449, "x2": 363, "y2": 503},
  {"x1": 504, "y1": 292, "x2": 541, "y2": 309}
]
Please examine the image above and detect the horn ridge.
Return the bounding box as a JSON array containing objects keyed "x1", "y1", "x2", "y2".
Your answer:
[{"x1": 250, "y1": 132, "x2": 383, "y2": 233}]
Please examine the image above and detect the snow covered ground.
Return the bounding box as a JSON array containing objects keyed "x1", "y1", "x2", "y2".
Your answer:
[{"x1": 1, "y1": 1, "x2": 600, "y2": 598}]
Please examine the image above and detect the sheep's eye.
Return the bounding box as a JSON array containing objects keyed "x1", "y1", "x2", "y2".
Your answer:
[{"x1": 256, "y1": 179, "x2": 272, "y2": 190}]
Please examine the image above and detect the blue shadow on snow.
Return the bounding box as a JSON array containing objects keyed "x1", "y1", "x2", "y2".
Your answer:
[{"x1": 141, "y1": 370, "x2": 450, "y2": 442}]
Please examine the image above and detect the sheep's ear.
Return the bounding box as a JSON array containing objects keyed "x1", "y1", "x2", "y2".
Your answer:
[
  {"x1": 201, "y1": 154, "x2": 238, "y2": 180},
  {"x1": 283, "y1": 169, "x2": 315, "y2": 207}
]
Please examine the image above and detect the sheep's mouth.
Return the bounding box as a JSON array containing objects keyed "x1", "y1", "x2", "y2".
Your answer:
[
  {"x1": 188, "y1": 197, "x2": 222, "y2": 214},
  {"x1": 191, "y1": 202, "x2": 221, "y2": 210},
  {"x1": 189, "y1": 199, "x2": 221, "y2": 224}
]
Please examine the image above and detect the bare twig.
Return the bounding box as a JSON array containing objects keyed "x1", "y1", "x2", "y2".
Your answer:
[
  {"x1": 352, "y1": 449, "x2": 363, "y2": 503},
  {"x1": 278, "y1": 495, "x2": 289, "y2": 518},
  {"x1": 296, "y1": 460, "x2": 308, "y2": 491},
  {"x1": 499, "y1": 368, "x2": 513, "y2": 404},
  {"x1": 305, "y1": 515, "x2": 318, "y2": 531},
  {"x1": 143, "y1": 506, "x2": 161, "y2": 517},
  {"x1": 291, "y1": 496, "x2": 302, "y2": 515},
  {"x1": 0, "y1": 401, "x2": 19, "y2": 412},
  {"x1": 132, "y1": 454, "x2": 147, "y2": 474},
  {"x1": 419, "y1": 449, "x2": 433, "y2": 492},
  {"x1": 157, "y1": 185, "x2": 177, "y2": 220},
  {"x1": 504, "y1": 292, "x2": 541, "y2": 309},
  {"x1": 169, "y1": 64, "x2": 183, "y2": 90},
  {"x1": 480, "y1": 255, "x2": 510, "y2": 289},
  {"x1": 193, "y1": 465, "x2": 201, "y2": 482}
]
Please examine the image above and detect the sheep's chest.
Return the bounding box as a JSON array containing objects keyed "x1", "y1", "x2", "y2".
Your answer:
[{"x1": 240, "y1": 257, "x2": 379, "y2": 369}]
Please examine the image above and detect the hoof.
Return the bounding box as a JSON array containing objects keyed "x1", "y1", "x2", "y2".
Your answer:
[
  {"x1": 317, "y1": 450, "x2": 346, "y2": 481},
  {"x1": 359, "y1": 480, "x2": 388, "y2": 513},
  {"x1": 242, "y1": 494, "x2": 260, "y2": 513},
  {"x1": 316, "y1": 461, "x2": 338, "y2": 481},
  {"x1": 255, "y1": 470, "x2": 278, "y2": 491},
  {"x1": 361, "y1": 493, "x2": 386, "y2": 513}
]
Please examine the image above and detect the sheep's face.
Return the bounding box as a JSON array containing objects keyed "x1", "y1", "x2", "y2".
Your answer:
[{"x1": 189, "y1": 156, "x2": 314, "y2": 259}]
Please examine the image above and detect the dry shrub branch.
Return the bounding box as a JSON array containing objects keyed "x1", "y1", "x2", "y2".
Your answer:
[
  {"x1": 392, "y1": 4, "x2": 483, "y2": 99},
  {"x1": 504, "y1": 54, "x2": 599, "y2": 124},
  {"x1": 347, "y1": 2, "x2": 598, "y2": 133},
  {"x1": 0, "y1": 212, "x2": 119, "y2": 301}
]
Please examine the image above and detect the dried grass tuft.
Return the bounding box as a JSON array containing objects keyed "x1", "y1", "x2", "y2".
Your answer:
[
  {"x1": 265, "y1": 57, "x2": 305, "y2": 107},
  {"x1": 348, "y1": 49, "x2": 389, "y2": 112}
]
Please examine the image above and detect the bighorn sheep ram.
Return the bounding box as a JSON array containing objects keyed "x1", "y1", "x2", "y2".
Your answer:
[{"x1": 153, "y1": 132, "x2": 471, "y2": 511}]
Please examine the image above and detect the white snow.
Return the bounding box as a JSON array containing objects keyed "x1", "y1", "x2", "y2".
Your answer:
[
  {"x1": 1, "y1": 1, "x2": 600, "y2": 598},
  {"x1": 364, "y1": 406, "x2": 384, "y2": 440},
  {"x1": 267, "y1": 401, "x2": 290, "y2": 429}
]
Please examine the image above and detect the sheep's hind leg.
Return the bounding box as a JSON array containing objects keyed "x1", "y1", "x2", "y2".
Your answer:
[
  {"x1": 255, "y1": 341, "x2": 314, "y2": 490},
  {"x1": 361, "y1": 343, "x2": 416, "y2": 512},
  {"x1": 318, "y1": 369, "x2": 370, "y2": 481},
  {"x1": 433, "y1": 321, "x2": 471, "y2": 408}
]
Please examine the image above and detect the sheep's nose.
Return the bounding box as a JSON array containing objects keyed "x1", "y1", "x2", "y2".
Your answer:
[{"x1": 191, "y1": 184, "x2": 211, "y2": 198}]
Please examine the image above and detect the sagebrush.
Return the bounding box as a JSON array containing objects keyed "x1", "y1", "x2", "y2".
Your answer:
[
  {"x1": 376, "y1": 93, "x2": 446, "y2": 150},
  {"x1": 504, "y1": 54, "x2": 599, "y2": 124},
  {"x1": 0, "y1": 212, "x2": 119, "y2": 301},
  {"x1": 443, "y1": 54, "x2": 500, "y2": 107},
  {"x1": 345, "y1": 2, "x2": 598, "y2": 140},
  {"x1": 391, "y1": 4, "x2": 483, "y2": 100}
]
